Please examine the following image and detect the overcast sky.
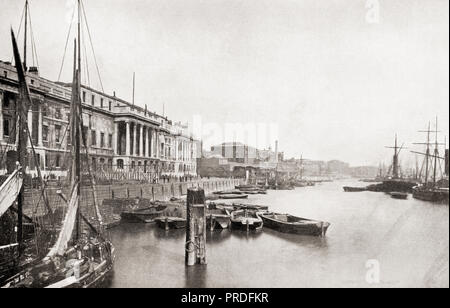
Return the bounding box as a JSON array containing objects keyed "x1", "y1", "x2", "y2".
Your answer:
[{"x1": 1, "y1": 0, "x2": 448, "y2": 166}]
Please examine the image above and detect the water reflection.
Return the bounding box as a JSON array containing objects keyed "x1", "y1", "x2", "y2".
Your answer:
[
  {"x1": 262, "y1": 228, "x2": 329, "y2": 249},
  {"x1": 109, "y1": 180, "x2": 449, "y2": 288}
]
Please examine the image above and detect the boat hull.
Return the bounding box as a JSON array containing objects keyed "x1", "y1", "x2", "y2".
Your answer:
[
  {"x1": 206, "y1": 216, "x2": 231, "y2": 230},
  {"x1": 120, "y1": 209, "x2": 164, "y2": 223},
  {"x1": 261, "y1": 214, "x2": 330, "y2": 237},
  {"x1": 218, "y1": 194, "x2": 248, "y2": 200},
  {"x1": 367, "y1": 180, "x2": 418, "y2": 193},
  {"x1": 413, "y1": 187, "x2": 449, "y2": 203},
  {"x1": 343, "y1": 186, "x2": 366, "y2": 192},
  {"x1": 155, "y1": 218, "x2": 187, "y2": 229},
  {"x1": 390, "y1": 192, "x2": 408, "y2": 200},
  {"x1": 230, "y1": 220, "x2": 263, "y2": 231},
  {"x1": 230, "y1": 210, "x2": 263, "y2": 231}
]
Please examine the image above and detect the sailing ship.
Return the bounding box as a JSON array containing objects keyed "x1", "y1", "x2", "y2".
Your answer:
[
  {"x1": 1, "y1": 1, "x2": 57, "y2": 285},
  {"x1": 411, "y1": 120, "x2": 449, "y2": 203},
  {"x1": 3, "y1": 0, "x2": 115, "y2": 288}
]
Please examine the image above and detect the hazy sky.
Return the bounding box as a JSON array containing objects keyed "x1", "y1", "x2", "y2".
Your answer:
[{"x1": 1, "y1": 0, "x2": 448, "y2": 166}]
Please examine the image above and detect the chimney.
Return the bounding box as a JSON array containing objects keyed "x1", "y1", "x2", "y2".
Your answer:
[{"x1": 28, "y1": 66, "x2": 39, "y2": 76}]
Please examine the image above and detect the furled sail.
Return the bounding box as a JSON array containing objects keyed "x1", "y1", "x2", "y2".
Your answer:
[
  {"x1": 0, "y1": 170, "x2": 23, "y2": 218},
  {"x1": 46, "y1": 184, "x2": 79, "y2": 258}
]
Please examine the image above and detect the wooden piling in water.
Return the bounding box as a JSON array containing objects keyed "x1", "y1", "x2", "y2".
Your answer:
[{"x1": 185, "y1": 188, "x2": 207, "y2": 266}]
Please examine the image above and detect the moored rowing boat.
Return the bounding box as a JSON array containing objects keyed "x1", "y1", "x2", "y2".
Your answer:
[{"x1": 260, "y1": 213, "x2": 330, "y2": 237}]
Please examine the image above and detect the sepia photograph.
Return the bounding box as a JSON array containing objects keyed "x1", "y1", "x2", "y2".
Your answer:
[{"x1": 0, "y1": 0, "x2": 448, "y2": 293}]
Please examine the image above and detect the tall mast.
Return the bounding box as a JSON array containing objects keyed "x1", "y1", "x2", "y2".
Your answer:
[
  {"x1": 393, "y1": 134, "x2": 398, "y2": 179},
  {"x1": 75, "y1": 0, "x2": 82, "y2": 241},
  {"x1": 11, "y1": 30, "x2": 30, "y2": 254},
  {"x1": 23, "y1": 0, "x2": 28, "y2": 71},
  {"x1": 433, "y1": 117, "x2": 439, "y2": 185},
  {"x1": 424, "y1": 122, "x2": 431, "y2": 184}
]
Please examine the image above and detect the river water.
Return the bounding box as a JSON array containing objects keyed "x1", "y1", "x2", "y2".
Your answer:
[{"x1": 108, "y1": 180, "x2": 449, "y2": 288}]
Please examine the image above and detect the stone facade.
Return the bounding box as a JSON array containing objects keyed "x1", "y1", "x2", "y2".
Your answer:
[{"x1": 0, "y1": 60, "x2": 198, "y2": 180}]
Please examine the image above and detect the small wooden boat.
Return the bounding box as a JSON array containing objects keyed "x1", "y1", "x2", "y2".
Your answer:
[
  {"x1": 206, "y1": 208, "x2": 231, "y2": 230},
  {"x1": 390, "y1": 192, "x2": 408, "y2": 200},
  {"x1": 260, "y1": 213, "x2": 330, "y2": 237},
  {"x1": 218, "y1": 194, "x2": 249, "y2": 200},
  {"x1": 343, "y1": 186, "x2": 366, "y2": 192},
  {"x1": 240, "y1": 191, "x2": 259, "y2": 195},
  {"x1": 213, "y1": 190, "x2": 243, "y2": 195},
  {"x1": 235, "y1": 185, "x2": 259, "y2": 190},
  {"x1": 155, "y1": 217, "x2": 186, "y2": 230},
  {"x1": 121, "y1": 206, "x2": 166, "y2": 223},
  {"x1": 230, "y1": 210, "x2": 263, "y2": 231},
  {"x1": 233, "y1": 203, "x2": 269, "y2": 211}
]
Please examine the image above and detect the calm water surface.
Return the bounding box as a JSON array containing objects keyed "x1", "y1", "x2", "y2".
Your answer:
[{"x1": 108, "y1": 180, "x2": 449, "y2": 288}]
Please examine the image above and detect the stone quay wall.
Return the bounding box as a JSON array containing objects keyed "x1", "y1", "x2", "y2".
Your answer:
[{"x1": 23, "y1": 178, "x2": 243, "y2": 227}]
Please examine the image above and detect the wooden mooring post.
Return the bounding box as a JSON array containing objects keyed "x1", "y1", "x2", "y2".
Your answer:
[{"x1": 185, "y1": 188, "x2": 207, "y2": 266}]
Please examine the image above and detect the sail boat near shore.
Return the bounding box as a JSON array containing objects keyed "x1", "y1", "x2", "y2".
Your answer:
[
  {"x1": 411, "y1": 120, "x2": 449, "y2": 203},
  {"x1": 1, "y1": 1, "x2": 56, "y2": 285},
  {"x1": 3, "y1": 0, "x2": 115, "y2": 288}
]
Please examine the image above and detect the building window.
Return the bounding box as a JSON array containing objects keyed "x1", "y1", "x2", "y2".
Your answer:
[
  {"x1": 3, "y1": 117, "x2": 10, "y2": 137},
  {"x1": 3, "y1": 97, "x2": 10, "y2": 109},
  {"x1": 117, "y1": 159, "x2": 124, "y2": 169},
  {"x1": 42, "y1": 125, "x2": 49, "y2": 141},
  {"x1": 42, "y1": 106, "x2": 48, "y2": 117},
  {"x1": 100, "y1": 132, "x2": 105, "y2": 148},
  {"x1": 3, "y1": 71, "x2": 7, "y2": 78},
  {"x1": 55, "y1": 108, "x2": 62, "y2": 119},
  {"x1": 91, "y1": 130, "x2": 97, "y2": 146},
  {"x1": 82, "y1": 91, "x2": 86, "y2": 102},
  {"x1": 55, "y1": 154, "x2": 61, "y2": 168},
  {"x1": 82, "y1": 126, "x2": 88, "y2": 142},
  {"x1": 108, "y1": 133, "x2": 113, "y2": 148},
  {"x1": 109, "y1": 101, "x2": 112, "y2": 111},
  {"x1": 55, "y1": 125, "x2": 62, "y2": 143},
  {"x1": 100, "y1": 98, "x2": 104, "y2": 108},
  {"x1": 91, "y1": 95, "x2": 95, "y2": 106}
]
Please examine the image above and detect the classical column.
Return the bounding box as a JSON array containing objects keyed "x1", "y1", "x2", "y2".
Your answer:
[
  {"x1": 139, "y1": 124, "x2": 144, "y2": 157},
  {"x1": 125, "y1": 121, "x2": 130, "y2": 156},
  {"x1": 147, "y1": 127, "x2": 153, "y2": 157},
  {"x1": 144, "y1": 127, "x2": 149, "y2": 158},
  {"x1": 153, "y1": 130, "x2": 157, "y2": 158},
  {"x1": 113, "y1": 122, "x2": 118, "y2": 155},
  {"x1": 0, "y1": 90, "x2": 3, "y2": 141},
  {"x1": 38, "y1": 104, "x2": 43, "y2": 146},
  {"x1": 132, "y1": 122, "x2": 137, "y2": 156}
]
